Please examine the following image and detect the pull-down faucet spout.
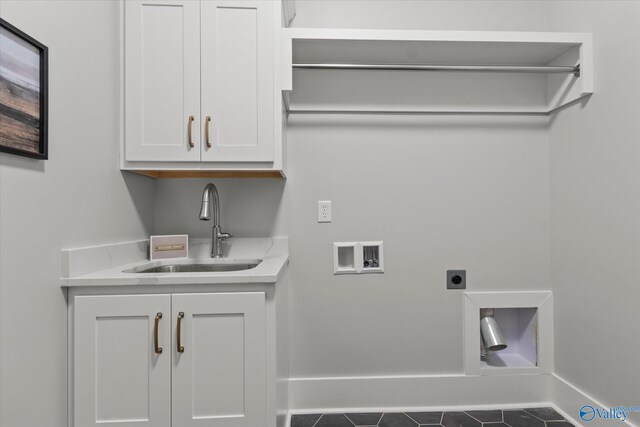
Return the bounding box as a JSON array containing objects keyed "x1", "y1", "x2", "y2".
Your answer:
[{"x1": 199, "y1": 183, "x2": 231, "y2": 258}]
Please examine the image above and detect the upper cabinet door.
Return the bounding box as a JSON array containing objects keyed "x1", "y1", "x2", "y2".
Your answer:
[
  {"x1": 201, "y1": 1, "x2": 275, "y2": 162},
  {"x1": 172, "y1": 292, "x2": 266, "y2": 427},
  {"x1": 73, "y1": 295, "x2": 172, "y2": 427},
  {"x1": 125, "y1": 1, "x2": 201, "y2": 162}
]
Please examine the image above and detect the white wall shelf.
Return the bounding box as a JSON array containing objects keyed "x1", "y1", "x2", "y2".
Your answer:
[{"x1": 282, "y1": 28, "x2": 593, "y2": 115}]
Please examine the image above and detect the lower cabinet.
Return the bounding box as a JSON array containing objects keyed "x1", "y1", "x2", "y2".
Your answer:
[{"x1": 73, "y1": 292, "x2": 266, "y2": 427}]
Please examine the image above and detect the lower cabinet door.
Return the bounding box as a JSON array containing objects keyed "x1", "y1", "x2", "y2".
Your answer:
[
  {"x1": 172, "y1": 292, "x2": 266, "y2": 427},
  {"x1": 73, "y1": 295, "x2": 171, "y2": 427}
]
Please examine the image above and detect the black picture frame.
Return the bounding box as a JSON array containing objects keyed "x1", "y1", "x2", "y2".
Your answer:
[{"x1": 0, "y1": 17, "x2": 48, "y2": 160}]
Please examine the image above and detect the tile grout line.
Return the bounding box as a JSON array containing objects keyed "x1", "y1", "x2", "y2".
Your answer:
[
  {"x1": 524, "y1": 408, "x2": 551, "y2": 423},
  {"x1": 523, "y1": 408, "x2": 567, "y2": 424},
  {"x1": 343, "y1": 413, "x2": 356, "y2": 427},
  {"x1": 311, "y1": 414, "x2": 323, "y2": 427},
  {"x1": 464, "y1": 411, "x2": 484, "y2": 424},
  {"x1": 404, "y1": 412, "x2": 421, "y2": 425}
]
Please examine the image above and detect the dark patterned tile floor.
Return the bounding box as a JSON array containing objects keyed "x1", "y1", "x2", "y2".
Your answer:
[{"x1": 290, "y1": 407, "x2": 573, "y2": 427}]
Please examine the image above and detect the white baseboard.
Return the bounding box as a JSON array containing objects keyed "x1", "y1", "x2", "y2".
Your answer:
[
  {"x1": 551, "y1": 374, "x2": 638, "y2": 427},
  {"x1": 288, "y1": 373, "x2": 551, "y2": 411}
]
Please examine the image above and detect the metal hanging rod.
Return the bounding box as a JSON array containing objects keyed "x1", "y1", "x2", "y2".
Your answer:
[
  {"x1": 286, "y1": 109, "x2": 550, "y2": 116},
  {"x1": 293, "y1": 63, "x2": 581, "y2": 77}
]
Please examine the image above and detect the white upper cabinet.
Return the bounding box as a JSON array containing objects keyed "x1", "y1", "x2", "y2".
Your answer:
[
  {"x1": 125, "y1": 1, "x2": 201, "y2": 162},
  {"x1": 201, "y1": 1, "x2": 274, "y2": 162},
  {"x1": 123, "y1": 0, "x2": 277, "y2": 168}
]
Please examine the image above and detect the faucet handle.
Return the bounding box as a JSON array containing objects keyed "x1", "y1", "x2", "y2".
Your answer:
[{"x1": 218, "y1": 232, "x2": 232, "y2": 241}]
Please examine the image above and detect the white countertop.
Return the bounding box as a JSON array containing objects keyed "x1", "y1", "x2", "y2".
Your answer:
[{"x1": 61, "y1": 237, "x2": 288, "y2": 287}]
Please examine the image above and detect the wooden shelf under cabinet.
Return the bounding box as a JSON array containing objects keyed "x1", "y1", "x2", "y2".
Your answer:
[{"x1": 129, "y1": 170, "x2": 286, "y2": 179}]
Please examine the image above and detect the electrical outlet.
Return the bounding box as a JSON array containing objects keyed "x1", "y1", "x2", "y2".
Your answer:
[
  {"x1": 447, "y1": 270, "x2": 466, "y2": 289},
  {"x1": 317, "y1": 201, "x2": 332, "y2": 223}
]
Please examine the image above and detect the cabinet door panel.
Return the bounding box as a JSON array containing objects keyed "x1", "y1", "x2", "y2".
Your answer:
[
  {"x1": 74, "y1": 295, "x2": 171, "y2": 427},
  {"x1": 192, "y1": 313, "x2": 246, "y2": 417},
  {"x1": 125, "y1": 0, "x2": 200, "y2": 161},
  {"x1": 172, "y1": 292, "x2": 266, "y2": 427},
  {"x1": 201, "y1": 1, "x2": 274, "y2": 162}
]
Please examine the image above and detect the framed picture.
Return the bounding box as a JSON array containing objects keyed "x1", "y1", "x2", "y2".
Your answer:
[{"x1": 0, "y1": 17, "x2": 48, "y2": 160}]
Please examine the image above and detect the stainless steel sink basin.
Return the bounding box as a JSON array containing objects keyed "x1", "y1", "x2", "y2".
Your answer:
[{"x1": 126, "y1": 260, "x2": 262, "y2": 274}]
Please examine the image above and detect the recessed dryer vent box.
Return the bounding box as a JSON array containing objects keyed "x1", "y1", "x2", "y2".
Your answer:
[
  {"x1": 333, "y1": 241, "x2": 384, "y2": 275},
  {"x1": 464, "y1": 291, "x2": 553, "y2": 376}
]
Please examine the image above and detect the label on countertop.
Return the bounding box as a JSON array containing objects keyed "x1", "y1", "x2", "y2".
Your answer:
[{"x1": 150, "y1": 235, "x2": 188, "y2": 260}]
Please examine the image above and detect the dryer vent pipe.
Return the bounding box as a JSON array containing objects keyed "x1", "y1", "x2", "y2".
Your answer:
[{"x1": 480, "y1": 308, "x2": 507, "y2": 352}]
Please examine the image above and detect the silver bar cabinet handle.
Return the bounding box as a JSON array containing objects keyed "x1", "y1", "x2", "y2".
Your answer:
[
  {"x1": 176, "y1": 312, "x2": 185, "y2": 353},
  {"x1": 187, "y1": 116, "x2": 194, "y2": 148},
  {"x1": 154, "y1": 312, "x2": 163, "y2": 354},
  {"x1": 205, "y1": 116, "x2": 212, "y2": 148}
]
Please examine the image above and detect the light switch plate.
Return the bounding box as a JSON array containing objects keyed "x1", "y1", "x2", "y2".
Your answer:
[{"x1": 318, "y1": 201, "x2": 332, "y2": 223}]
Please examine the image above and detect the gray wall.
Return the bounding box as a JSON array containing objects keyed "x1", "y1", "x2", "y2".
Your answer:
[
  {"x1": 154, "y1": 1, "x2": 552, "y2": 378},
  {"x1": 285, "y1": 115, "x2": 551, "y2": 377},
  {"x1": 549, "y1": 2, "x2": 640, "y2": 424},
  {"x1": 0, "y1": 2, "x2": 154, "y2": 426},
  {"x1": 154, "y1": 179, "x2": 287, "y2": 238},
  {"x1": 291, "y1": 0, "x2": 549, "y2": 31}
]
